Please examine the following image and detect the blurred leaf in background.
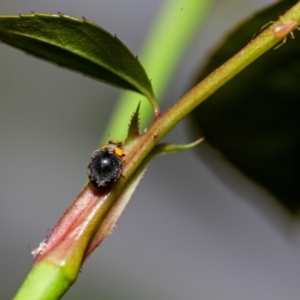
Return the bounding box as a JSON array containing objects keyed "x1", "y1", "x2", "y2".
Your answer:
[{"x1": 190, "y1": 0, "x2": 300, "y2": 214}]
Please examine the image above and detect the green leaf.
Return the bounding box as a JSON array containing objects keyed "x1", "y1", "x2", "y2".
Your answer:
[
  {"x1": 190, "y1": 0, "x2": 300, "y2": 213},
  {"x1": 0, "y1": 13, "x2": 156, "y2": 105},
  {"x1": 152, "y1": 138, "x2": 204, "y2": 156}
]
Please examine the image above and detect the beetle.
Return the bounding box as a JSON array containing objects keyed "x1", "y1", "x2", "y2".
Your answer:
[{"x1": 87, "y1": 140, "x2": 124, "y2": 188}]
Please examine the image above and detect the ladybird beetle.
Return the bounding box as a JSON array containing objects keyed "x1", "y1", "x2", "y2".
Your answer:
[{"x1": 87, "y1": 140, "x2": 124, "y2": 188}]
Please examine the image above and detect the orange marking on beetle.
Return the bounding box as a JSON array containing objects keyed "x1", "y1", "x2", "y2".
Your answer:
[{"x1": 114, "y1": 147, "x2": 123, "y2": 157}]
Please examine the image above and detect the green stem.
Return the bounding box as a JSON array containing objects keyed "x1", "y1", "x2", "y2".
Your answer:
[
  {"x1": 13, "y1": 263, "x2": 72, "y2": 300},
  {"x1": 13, "y1": 3, "x2": 300, "y2": 299},
  {"x1": 88, "y1": 2, "x2": 300, "y2": 256},
  {"x1": 122, "y1": 1, "x2": 300, "y2": 178}
]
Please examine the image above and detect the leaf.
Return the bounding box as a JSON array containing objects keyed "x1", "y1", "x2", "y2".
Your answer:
[
  {"x1": 0, "y1": 13, "x2": 156, "y2": 104},
  {"x1": 190, "y1": 0, "x2": 300, "y2": 213},
  {"x1": 152, "y1": 138, "x2": 204, "y2": 156}
]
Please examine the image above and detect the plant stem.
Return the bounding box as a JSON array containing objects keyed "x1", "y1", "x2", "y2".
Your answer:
[
  {"x1": 13, "y1": 2, "x2": 300, "y2": 299},
  {"x1": 122, "y1": 1, "x2": 300, "y2": 177}
]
